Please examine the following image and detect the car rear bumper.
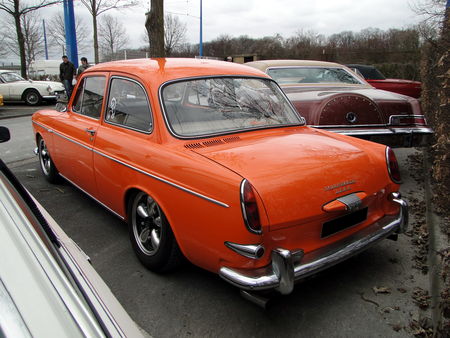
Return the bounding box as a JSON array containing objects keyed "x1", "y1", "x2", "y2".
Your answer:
[
  {"x1": 319, "y1": 126, "x2": 434, "y2": 148},
  {"x1": 219, "y1": 193, "x2": 408, "y2": 295}
]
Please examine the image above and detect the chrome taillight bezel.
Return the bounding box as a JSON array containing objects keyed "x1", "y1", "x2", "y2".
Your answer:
[
  {"x1": 386, "y1": 147, "x2": 402, "y2": 184},
  {"x1": 240, "y1": 179, "x2": 262, "y2": 234}
]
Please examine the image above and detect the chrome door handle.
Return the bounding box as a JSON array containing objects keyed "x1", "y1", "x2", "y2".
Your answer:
[{"x1": 85, "y1": 128, "x2": 96, "y2": 136}]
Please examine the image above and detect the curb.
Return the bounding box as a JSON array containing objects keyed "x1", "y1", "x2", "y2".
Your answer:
[
  {"x1": 424, "y1": 148, "x2": 444, "y2": 334},
  {"x1": 0, "y1": 112, "x2": 34, "y2": 120}
]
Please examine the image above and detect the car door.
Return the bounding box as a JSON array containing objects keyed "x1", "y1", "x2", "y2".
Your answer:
[
  {"x1": 93, "y1": 76, "x2": 154, "y2": 215},
  {"x1": 53, "y1": 75, "x2": 107, "y2": 197}
]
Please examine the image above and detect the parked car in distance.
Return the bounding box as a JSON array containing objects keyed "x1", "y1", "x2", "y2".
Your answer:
[
  {"x1": 0, "y1": 127, "x2": 145, "y2": 337},
  {"x1": 0, "y1": 70, "x2": 65, "y2": 105},
  {"x1": 32, "y1": 58, "x2": 408, "y2": 298},
  {"x1": 346, "y1": 64, "x2": 421, "y2": 98},
  {"x1": 245, "y1": 60, "x2": 432, "y2": 148}
]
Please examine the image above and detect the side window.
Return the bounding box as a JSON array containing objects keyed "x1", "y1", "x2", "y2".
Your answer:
[
  {"x1": 105, "y1": 78, "x2": 152, "y2": 132},
  {"x1": 72, "y1": 76, "x2": 106, "y2": 119}
]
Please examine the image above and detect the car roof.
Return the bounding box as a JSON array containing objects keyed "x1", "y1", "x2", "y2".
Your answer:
[
  {"x1": 244, "y1": 59, "x2": 345, "y2": 71},
  {"x1": 85, "y1": 58, "x2": 269, "y2": 83}
]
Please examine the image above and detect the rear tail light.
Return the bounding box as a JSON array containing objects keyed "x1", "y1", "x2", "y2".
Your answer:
[
  {"x1": 386, "y1": 147, "x2": 401, "y2": 183},
  {"x1": 389, "y1": 115, "x2": 427, "y2": 126},
  {"x1": 240, "y1": 179, "x2": 262, "y2": 234}
]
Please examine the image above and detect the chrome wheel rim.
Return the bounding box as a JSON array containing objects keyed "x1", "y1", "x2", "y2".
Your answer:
[
  {"x1": 26, "y1": 92, "x2": 39, "y2": 105},
  {"x1": 39, "y1": 139, "x2": 51, "y2": 176},
  {"x1": 132, "y1": 192, "x2": 162, "y2": 256}
]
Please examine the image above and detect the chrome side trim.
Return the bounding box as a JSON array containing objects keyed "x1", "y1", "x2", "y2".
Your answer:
[
  {"x1": 224, "y1": 242, "x2": 265, "y2": 259},
  {"x1": 313, "y1": 126, "x2": 434, "y2": 135},
  {"x1": 59, "y1": 174, "x2": 125, "y2": 220},
  {"x1": 32, "y1": 120, "x2": 51, "y2": 132},
  {"x1": 219, "y1": 197, "x2": 407, "y2": 293},
  {"x1": 33, "y1": 122, "x2": 229, "y2": 208},
  {"x1": 53, "y1": 130, "x2": 92, "y2": 151},
  {"x1": 92, "y1": 150, "x2": 229, "y2": 208}
]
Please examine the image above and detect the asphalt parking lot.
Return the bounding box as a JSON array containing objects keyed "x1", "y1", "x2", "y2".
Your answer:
[{"x1": 4, "y1": 120, "x2": 436, "y2": 337}]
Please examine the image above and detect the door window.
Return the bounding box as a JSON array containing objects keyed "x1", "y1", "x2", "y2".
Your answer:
[
  {"x1": 105, "y1": 77, "x2": 152, "y2": 133},
  {"x1": 72, "y1": 76, "x2": 106, "y2": 119}
]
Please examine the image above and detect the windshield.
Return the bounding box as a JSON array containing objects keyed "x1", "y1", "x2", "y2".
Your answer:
[
  {"x1": 0, "y1": 72, "x2": 25, "y2": 83},
  {"x1": 162, "y1": 77, "x2": 303, "y2": 138},
  {"x1": 267, "y1": 67, "x2": 363, "y2": 85}
]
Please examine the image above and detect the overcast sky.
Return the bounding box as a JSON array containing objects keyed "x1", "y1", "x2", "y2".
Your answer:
[{"x1": 0, "y1": 0, "x2": 428, "y2": 62}]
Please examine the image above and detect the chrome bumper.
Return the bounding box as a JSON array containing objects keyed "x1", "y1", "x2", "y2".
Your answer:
[
  {"x1": 325, "y1": 127, "x2": 434, "y2": 148},
  {"x1": 219, "y1": 194, "x2": 408, "y2": 295}
]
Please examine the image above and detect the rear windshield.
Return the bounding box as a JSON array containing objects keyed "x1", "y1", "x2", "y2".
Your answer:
[
  {"x1": 267, "y1": 67, "x2": 363, "y2": 85},
  {"x1": 161, "y1": 77, "x2": 303, "y2": 138}
]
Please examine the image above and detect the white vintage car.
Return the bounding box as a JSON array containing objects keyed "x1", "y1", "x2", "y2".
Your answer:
[{"x1": 0, "y1": 70, "x2": 65, "y2": 105}]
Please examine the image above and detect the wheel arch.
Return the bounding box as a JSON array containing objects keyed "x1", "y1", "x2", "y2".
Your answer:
[
  {"x1": 21, "y1": 87, "x2": 41, "y2": 100},
  {"x1": 123, "y1": 186, "x2": 189, "y2": 259}
]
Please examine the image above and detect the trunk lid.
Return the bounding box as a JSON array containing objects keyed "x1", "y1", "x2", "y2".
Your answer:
[{"x1": 190, "y1": 128, "x2": 383, "y2": 231}]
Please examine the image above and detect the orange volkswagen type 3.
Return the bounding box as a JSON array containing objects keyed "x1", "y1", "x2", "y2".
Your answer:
[{"x1": 32, "y1": 58, "x2": 408, "y2": 297}]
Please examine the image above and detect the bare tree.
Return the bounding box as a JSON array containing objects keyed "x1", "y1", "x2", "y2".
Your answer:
[
  {"x1": 0, "y1": 0, "x2": 61, "y2": 78},
  {"x1": 145, "y1": 0, "x2": 164, "y2": 57},
  {"x1": 411, "y1": 0, "x2": 447, "y2": 25},
  {"x1": 164, "y1": 14, "x2": 186, "y2": 55},
  {"x1": 3, "y1": 11, "x2": 44, "y2": 73},
  {"x1": 141, "y1": 13, "x2": 186, "y2": 56},
  {"x1": 79, "y1": 0, "x2": 138, "y2": 64},
  {"x1": 99, "y1": 14, "x2": 127, "y2": 61},
  {"x1": 46, "y1": 12, "x2": 90, "y2": 56}
]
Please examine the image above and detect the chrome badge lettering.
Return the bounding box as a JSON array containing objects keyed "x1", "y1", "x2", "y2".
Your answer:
[{"x1": 324, "y1": 180, "x2": 356, "y2": 194}]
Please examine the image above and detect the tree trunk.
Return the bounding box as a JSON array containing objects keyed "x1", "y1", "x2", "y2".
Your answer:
[
  {"x1": 145, "y1": 0, "x2": 165, "y2": 57},
  {"x1": 92, "y1": 0, "x2": 99, "y2": 63},
  {"x1": 13, "y1": 2, "x2": 26, "y2": 78}
]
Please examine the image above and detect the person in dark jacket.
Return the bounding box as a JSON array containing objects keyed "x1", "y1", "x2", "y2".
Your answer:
[
  {"x1": 59, "y1": 55, "x2": 76, "y2": 99},
  {"x1": 77, "y1": 57, "x2": 90, "y2": 78}
]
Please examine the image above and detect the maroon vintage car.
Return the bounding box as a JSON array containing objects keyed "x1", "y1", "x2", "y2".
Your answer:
[
  {"x1": 245, "y1": 60, "x2": 432, "y2": 148},
  {"x1": 346, "y1": 64, "x2": 421, "y2": 98}
]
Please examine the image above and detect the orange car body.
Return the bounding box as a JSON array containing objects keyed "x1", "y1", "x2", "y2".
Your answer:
[{"x1": 32, "y1": 58, "x2": 408, "y2": 295}]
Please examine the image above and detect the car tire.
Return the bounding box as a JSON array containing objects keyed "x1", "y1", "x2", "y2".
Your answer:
[
  {"x1": 128, "y1": 191, "x2": 183, "y2": 272},
  {"x1": 24, "y1": 89, "x2": 42, "y2": 106},
  {"x1": 38, "y1": 136, "x2": 59, "y2": 183}
]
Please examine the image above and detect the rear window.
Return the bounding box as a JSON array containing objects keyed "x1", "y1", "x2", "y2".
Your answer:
[
  {"x1": 267, "y1": 67, "x2": 363, "y2": 85},
  {"x1": 161, "y1": 77, "x2": 302, "y2": 138}
]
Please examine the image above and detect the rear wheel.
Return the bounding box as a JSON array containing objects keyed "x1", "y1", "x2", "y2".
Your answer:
[
  {"x1": 24, "y1": 89, "x2": 42, "y2": 106},
  {"x1": 38, "y1": 136, "x2": 59, "y2": 183},
  {"x1": 128, "y1": 191, "x2": 183, "y2": 272}
]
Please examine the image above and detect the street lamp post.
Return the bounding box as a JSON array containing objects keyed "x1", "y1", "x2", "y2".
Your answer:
[
  {"x1": 63, "y1": 0, "x2": 78, "y2": 68},
  {"x1": 199, "y1": 0, "x2": 203, "y2": 57}
]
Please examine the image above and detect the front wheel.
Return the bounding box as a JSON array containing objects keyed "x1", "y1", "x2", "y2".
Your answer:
[
  {"x1": 38, "y1": 136, "x2": 59, "y2": 183},
  {"x1": 24, "y1": 89, "x2": 42, "y2": 106},
  {"x1": 128, "y1": 191, "x2": 183, "y2": 272}
]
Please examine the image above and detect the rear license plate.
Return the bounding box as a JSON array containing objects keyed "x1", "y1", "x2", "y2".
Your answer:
[{"x1": 321, "y1": 207, "x2": 368, "y2": 238}]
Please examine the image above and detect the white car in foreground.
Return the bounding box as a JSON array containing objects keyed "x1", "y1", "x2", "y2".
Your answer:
[
  {"x1": 0, "y1": 70, "x2": 65, "y2": 105},
  {"x1": 0, "y1": 126, "x2": 146, "y2": 337}
]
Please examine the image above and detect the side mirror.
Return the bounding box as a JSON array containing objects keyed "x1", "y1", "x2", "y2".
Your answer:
[{"x1": 0, "y1": 126, "x2": 10, "y2": 143}]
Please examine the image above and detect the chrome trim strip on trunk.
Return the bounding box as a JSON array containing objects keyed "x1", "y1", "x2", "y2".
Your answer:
[
  {"x1": 219, "y1": 194, "x2": 408, "y2": 294},
  {"x1": 32, "y1": 122, "x2": 229, "y2": 208}
]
